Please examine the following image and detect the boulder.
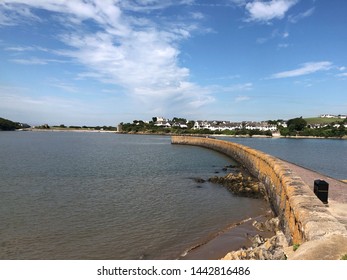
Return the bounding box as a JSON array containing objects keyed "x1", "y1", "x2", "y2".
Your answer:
[
  {"x1": 191, "y1": 177, "x2": 206, "y2": 183},
  {"x1": 221, "y1": 231, "x2": 288, "y2": 260}
]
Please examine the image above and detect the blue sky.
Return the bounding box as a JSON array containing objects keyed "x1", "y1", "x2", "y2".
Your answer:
[{"x1": 1, "y1": 0, "x2": 346, "y2": 126}]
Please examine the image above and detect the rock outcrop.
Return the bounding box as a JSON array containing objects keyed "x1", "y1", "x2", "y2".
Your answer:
[
  {"x1": 222, "y1": 217, "x2": 288, "y2": 260},
  {"x1": 209, "y1": 172, "x2": 266, "y2": 198}
]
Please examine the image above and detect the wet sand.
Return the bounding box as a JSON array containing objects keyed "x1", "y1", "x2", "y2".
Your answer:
[{"x1": 180, "y1": 211, "x2": 275, "y2": 260}]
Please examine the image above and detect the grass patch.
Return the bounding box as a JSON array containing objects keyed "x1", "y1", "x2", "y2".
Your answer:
[
  {"x1": 304, "y1": 117, "x2": 341, "y2": 125},
  {"x1": 293, "y1": 244, "x2": 300, "y2": 251},
  {"x1": 341, "y1": 254, "x2": 347, "y2": 260}
]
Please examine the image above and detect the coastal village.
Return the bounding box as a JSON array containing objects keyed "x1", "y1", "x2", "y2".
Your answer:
[
  {"x1": 118, "y1": 114, "x2": 347, "y2": 137},
  {"x1": 151, "y1": 117, "x2": 280, "y2": 132}
]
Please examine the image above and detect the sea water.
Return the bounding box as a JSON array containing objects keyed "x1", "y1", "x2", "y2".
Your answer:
[{"x1": 0, "y1": 132, "x2": 269, "y2": 259}]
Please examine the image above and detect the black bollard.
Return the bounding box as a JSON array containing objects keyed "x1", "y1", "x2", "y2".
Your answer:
[{"x1": 314, "y1": 179, "x2": 329, "y2": 204}]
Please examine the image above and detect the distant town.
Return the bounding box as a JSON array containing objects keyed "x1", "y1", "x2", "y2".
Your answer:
[
  {"x1": 118, "y1": 114, "x2": 347, "y2": 138},
  {"x1": 1, "y1": 114, "x2": 347, "y2": 138}
]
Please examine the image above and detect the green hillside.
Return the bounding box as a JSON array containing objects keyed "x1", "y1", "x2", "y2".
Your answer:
[
  {"x1": 0, "y1": 117, "x2": 20, "y2": 131},
  {"x1": 304, "y1": 117, "x2": 342, "y2": 125}
]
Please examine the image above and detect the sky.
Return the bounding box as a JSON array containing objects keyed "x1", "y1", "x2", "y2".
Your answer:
[{"x1": 0, "y1": 0, "x2": 347, "y2": 126}]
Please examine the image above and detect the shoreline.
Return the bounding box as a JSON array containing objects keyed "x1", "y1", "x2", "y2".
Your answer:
[
  {"x1": 19, "y1": 128, "x2": 117, "y2": 133},
  {"x1": 180, "y1": 211, "x2": 276, "y2": 260},
  {"x1": 15, "y1": 129, "x2": 347, "y2": 140}
]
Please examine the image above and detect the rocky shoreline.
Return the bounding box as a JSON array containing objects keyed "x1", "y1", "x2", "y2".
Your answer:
[
  {"x1": 221, "y1": 217, "x2": 288, "y2": 260},
  {"x1": 188, "y1": 166, "x2": 291, "y2": 260},
  {"x1": 208, "y1": 170, "x2": 290, "y2": 260},
  {"x1": 207, "y1": 167, "x2": 294, "y2": 260}
]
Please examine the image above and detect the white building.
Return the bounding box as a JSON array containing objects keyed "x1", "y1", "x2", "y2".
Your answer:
[
  {"x1": 155, "y1": 117, "x2": 166, "y2": 122},
  {"x1": 244, "y1": 122, "x2": 277, "y2": 131},
  {"x1": 320, "y1": 114, "x2": 337, "y2": 118},
  {"x1": 154, "y1": 121, "x2": 171, "y2": 127}
]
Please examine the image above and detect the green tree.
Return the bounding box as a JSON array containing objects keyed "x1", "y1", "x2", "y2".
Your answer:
[
  {"x1": 0, "y1": 117, "x2": 20, "y2": 131},
  {"x1": 187, "y1": 120, "x2": 195, "y2": 129},
  {"x1": 287, "y1": 117, "x2": 307, "y2": 132},
  {"x1": 172, "y1": 117, "x2": 187, "y2": 123}
]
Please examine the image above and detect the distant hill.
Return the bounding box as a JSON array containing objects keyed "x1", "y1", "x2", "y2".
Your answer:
[
  {"x1": 0, "y1": 117, "x2": 21, "y2": 131},
  {"x1": 304, "y1": 117, "x2": 342, "y2": 125}
]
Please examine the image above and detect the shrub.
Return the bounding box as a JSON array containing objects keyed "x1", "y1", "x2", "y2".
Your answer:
[{"x1": 293, "y1": 244, "x2": 300, "y2": 251}]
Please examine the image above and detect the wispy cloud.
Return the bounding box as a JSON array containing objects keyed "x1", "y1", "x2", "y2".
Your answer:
[
  {"x1": 256, "y1": 29, "x2": 289, "y2": 44},
  {"x1": 245, "y1": 0, "x2": 298, "y2": 22},
  {"x1": 5, "y1": 46, "x2": 49, "y2": 52},
  {"x1": 230, "y1": 0, "x2": 247, "y2": 7},
  {"x1": 9, "y1": 57, "x2": 66, "y2": 65},
  {"x1": 288, "y1": 7, "x2": 315, "y2": 23},
  {"x1": 51, "y1": 82, "x2": 79, "y2": 93},
  {"x1": 235, "y1": 95, "x2": 250, "y2": 102},
  {"x1": 270, "y1": 61, "x2": 333, "y2": 79},
  {"x1": 190, "y1": 12, "x2": 205, "y2": 20},
  {"x1": 209, "y1": 75, "x2": 241, "y2": 81},
  {"x1": 207, "y1": 83, "x2": 253, "y2": 94},
  {"x1": 1, "y1": 0, "x2": 216, "y2": 113},
  {"x1": 9, "y1": 58, "x2": 48, "y2": 65},
  {"x1": 278, "y1": 43, "x2": 289, "y2": 48},
  {"x1": 0, "y1": 3, "x2": 42, "y2": 26}
]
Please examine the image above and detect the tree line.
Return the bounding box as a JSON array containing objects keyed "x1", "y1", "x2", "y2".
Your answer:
[
  {"x1": 0, "y1": 117, "x2": 22, "y2": 131},
  {"x1": 279, "y1": 117, "x2": 347, "y2": 138}
]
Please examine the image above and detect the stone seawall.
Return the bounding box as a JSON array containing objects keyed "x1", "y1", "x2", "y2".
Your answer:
[{"x1": 172, "y1": 136, "x2": 347, "y2": 259}]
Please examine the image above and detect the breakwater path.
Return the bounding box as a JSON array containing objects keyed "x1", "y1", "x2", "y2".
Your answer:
[
  {"x1": 280, "y1": 160, "x2": 347, "y2": 229},
  {"x1": 172, "y1": 136, "x2": 347, "y2": 259}
]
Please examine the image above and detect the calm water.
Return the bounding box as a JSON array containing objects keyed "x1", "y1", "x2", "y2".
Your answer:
[
  {"x1": 0, "y1": 132, "x2": 269, "y2": 260},
  {"x1": 219, "y1": 137, "x2": 347, "y2": 180}
]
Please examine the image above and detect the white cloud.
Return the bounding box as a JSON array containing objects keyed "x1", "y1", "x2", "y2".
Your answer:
[
  {"x1": 256, "y1": 29, "x2": 289, "y2": 44},
  {"x1": 245, "y1": 0, "x2": 298, "y2": 22},
  {"x1": 337, "y1": 73, "x2": 347, "y2": 78},
  {"x1": 1, "y1": 0, "x2": 215, "y2": 113},
  {"x1": 9, "y1": 57, "x2": 66, "y2": 65},
  {"x1": 9, "y1": 58, "x2": 48, "y2": 65},
  {"x1": 0, "y1": 3, "x2": 41, "y2": 25},
  {"x1": 51, "y1": 82, "x2": 79, "y2": 93},
  {"x1": 0, "y1": 12, "x2": 13, "y2": 26},
  {"x1": 119, "y1": 0, "x2": 194, "y2": 12},
  {"x1": 206, "y1": 83, "x2": 253, "y2": 94},
  {"x1": 229, "y1": 83, "x2": 253, "y2": 91},
  {"x1": 288, "y1": 7, "x2": 315, "y2": 23},
  {"x1": 270, "y1": 61, "x2": 333, "y2": 79},
  {"x1": 191, "y1": 12, "x2": 204, "y2": 20},
  {"x1": 230, "y1": 0, "x2": 247, "y2": 7}
]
